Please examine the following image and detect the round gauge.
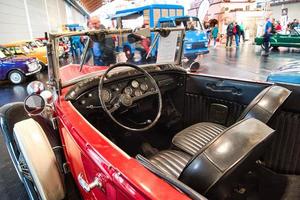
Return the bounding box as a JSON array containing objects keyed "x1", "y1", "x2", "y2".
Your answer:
[
  {"x1": 131, "y1": 80, "x2": 139, "y2": 88},
  {"x1": 140, "y1": 83, "x2": 148, "y2": 91},
  {"x1": 120, "y1": 94, "x2": 132, "y2": 107},
  {"x1": 134, "y1": 89, "x2": 143, "y2": 97},
  {"x1": 124, "y1": 87, "x2": 133, "y2": 95},
  {"x1": 101, "y1": 89, "x2": 112, "y2": 103}
]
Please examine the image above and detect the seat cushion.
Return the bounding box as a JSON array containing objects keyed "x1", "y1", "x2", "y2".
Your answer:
[
  {"x1": 149, "y1": 150, "x2": 191, "y2": 178},
  {"x1": 172, "y1": 122, "x2": 226, "y2": 155}
]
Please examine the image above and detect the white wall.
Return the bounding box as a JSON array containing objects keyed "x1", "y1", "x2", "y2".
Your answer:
[
  {"x1": 271, "y1": 3, "x2": 300, "y2": 22},
  {"x1": 0, "y1": 0, "x2": 87, "y2": 43},
  {"x1": 0, "y1": 0, "x2": 31, "y2": 43}
]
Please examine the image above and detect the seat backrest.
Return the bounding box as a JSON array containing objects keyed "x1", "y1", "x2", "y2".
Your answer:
[
  {"x1": 237, "y1": 85, "x2": 291, "y2": 123},
  {"x1": 178, "y1": 118, "x2": 275, "y2": 199}
]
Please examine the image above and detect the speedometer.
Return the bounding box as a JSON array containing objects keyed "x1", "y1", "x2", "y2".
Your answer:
[
  {"x1": 140, "y1": 83, "x2": 148, "y2": 91},
  {"x1": 101, "y1": 89, "x2": 112, "y2": 103},
  {"x1": 124, "y1": 87, "x2": 133, "y2": 95},
  {"x1": 134, "y1": 89, "x2": 143, "y2": 97},
  {"x1": 131, "y1": 80, "x2": 139, "y2": 88}
]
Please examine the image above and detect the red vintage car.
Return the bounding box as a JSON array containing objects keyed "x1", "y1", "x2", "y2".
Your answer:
[{"x1": 1, "y1": 28, "x2": 299, "y2": 200}]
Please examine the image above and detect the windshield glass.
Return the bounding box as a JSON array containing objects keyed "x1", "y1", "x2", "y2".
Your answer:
[
  {"x1": 175, "y1": 17, "x2": 203, "y2": 31},
  {"x1": 22, "y1": 45, "x2": 33, "y2": 53},
  {"x1": 55, "y1": 28, "x2": 184, "y2": 85},
  {"x1": 0, "y1": 47, "x2": 12, "y2": 58}
]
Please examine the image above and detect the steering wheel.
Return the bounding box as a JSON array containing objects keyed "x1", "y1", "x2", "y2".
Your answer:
[{"x1": 99, "y1": 63, "x2": 162, "y2": 132}]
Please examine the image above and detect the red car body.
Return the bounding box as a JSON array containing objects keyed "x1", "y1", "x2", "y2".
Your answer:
[{"x1": 55, "y1": 64, "x2": 190, "y2": 200}]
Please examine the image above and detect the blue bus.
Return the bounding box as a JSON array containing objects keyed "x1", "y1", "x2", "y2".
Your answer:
[{"x1": 112, "y1": 4, "x2": 209, "y2": 60}]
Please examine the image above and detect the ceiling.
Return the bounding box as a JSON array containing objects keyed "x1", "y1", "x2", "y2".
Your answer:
[{"x1": 79, "y1": 0, "x2": 111, "y2": 13}]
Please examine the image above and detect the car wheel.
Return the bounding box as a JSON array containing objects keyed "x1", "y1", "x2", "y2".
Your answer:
[
  {"x1": 8, "y1": 70, "x2": 25, "y2": 84},
  {"x1": 13, "y1": 118, "x2": 65, "y2": 200},
  {"x1": 261, "y1": 42, "x2": 272, "y2": 51}
]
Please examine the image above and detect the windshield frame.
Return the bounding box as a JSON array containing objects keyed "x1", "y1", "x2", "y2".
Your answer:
[
  {"x1": 0, "y1": 47, "x2": 13, "y2": 58},
  {"x1": 47, "y1": 27, "x2": 185, "y2": 90}
]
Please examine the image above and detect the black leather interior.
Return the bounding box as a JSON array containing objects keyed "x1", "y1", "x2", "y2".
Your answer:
[
  {"x1": 237, "y1": 86, "x2": 291, "y2": 123},
  {"x1": 148, "y1": 118, "x2": 274, "y2": 199},
  {"x1": 172, "y1": 122, "x2": 226, "y2": 155},
  {"x1": 173, "y1": 85, "x2": 290, "y2": 155},
  {"x1": 149, "y1": 150, "x2": 191, "y2": 178},
  {"x1": 178, "y1": 118, "x2": 275, "y2": 198}
]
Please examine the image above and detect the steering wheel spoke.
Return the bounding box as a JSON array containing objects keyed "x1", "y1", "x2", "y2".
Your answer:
[
  {"x1": 132, "y1": 90, "x2": 159, "y2": 102},
  {"x1": 109, "y1": 103, "x2": 120, "y2": 113}
]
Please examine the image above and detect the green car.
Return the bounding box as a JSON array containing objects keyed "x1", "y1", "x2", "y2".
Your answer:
[{"x1": 255, "y1": 28, "x2": 300, "y2": 49}]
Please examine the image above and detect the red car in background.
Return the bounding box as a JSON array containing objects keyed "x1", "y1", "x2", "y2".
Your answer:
[{"x1": 0, "y1": 28, "x2": 299, "y2": 200}]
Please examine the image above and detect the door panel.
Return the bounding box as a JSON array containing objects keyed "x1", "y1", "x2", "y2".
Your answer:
[
  {"x1": 184, "y1": 75, "x2": 268, "y2": 127},
  {"x1": 184, "y1": 74, "x2": 300, "y2": 175}
]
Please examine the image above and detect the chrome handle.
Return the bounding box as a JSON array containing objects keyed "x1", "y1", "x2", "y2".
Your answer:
[{"x1": 78, "y1": 173, "x2": 102, "y2": 192}]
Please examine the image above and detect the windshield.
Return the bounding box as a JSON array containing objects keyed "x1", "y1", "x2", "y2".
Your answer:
[
  {"x1": 0, "y1": 47, "x2": 12, "y2": 58},
  {"x1": 54, "y1": 28, "x2": 185, "y2": 86},
  {"x1": 175, "y1": 17, "x2": 203, "y2": 31},
  {"x1": 22, "y1": 45, "x2": 33, "y2": 53}
]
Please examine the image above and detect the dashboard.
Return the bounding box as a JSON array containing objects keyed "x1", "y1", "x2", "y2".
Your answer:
[{"x1": 73, "y1": 73, "x2": 185, "y2": 112}]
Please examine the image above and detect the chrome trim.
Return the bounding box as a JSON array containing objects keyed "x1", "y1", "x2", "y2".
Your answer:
[
  {"x1": 78, "y1": 173, "x2": 102, "y2": 193},
  {"x1": 25, "y1": 65, "x2": 42, "y2": 76}
]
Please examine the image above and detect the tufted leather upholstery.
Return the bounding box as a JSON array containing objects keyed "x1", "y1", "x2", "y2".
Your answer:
[
  {"x1": 172, "y1": 122, "x2": 226, "y2": 155},
  {"x1": 173, "y1": 85, "x2": 291, "y2": 155},
  {"x1": 147, "y1": 119, "x2": 275, "y2": 199},
  {"x1": 179, "y1": 118, "x2": 275, "y2": 198},
  {"x1": 149, "y1": 150, "x2": 191, "y2": 178}
]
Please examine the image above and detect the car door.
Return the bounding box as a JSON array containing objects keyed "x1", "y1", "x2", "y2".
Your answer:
[{"x1": 184, "y1": 73, "x2": 300, "y2": 175}]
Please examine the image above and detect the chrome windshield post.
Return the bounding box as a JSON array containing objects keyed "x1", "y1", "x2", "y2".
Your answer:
[{"x1": 47, "y1": 34, "x2": 61, "y2": 95}]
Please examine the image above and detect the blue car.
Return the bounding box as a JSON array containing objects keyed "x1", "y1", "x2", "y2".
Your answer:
[
  {"x1": 267, "y1": 61, "x2": 300, "y2": 84},
  {"x1": 0, "y1": 46, "x2": 41, "y2": 84},
  {"x1": 158, "y1": 16, "x2": 209, "y2": 59},
  {"x1": 112, "y1": 4, "x2": 209, "y2": 61}
]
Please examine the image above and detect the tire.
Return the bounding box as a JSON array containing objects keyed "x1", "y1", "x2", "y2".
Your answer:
[
  {"x1": 261, "y1": 42, "x2": 272, "y2": 51},
  {"x1": 13, "y1": 118, "x2": 65, "y2": 200},
  {"x1": 8, "y1": 70, "x2": 25, "y2": 84}
]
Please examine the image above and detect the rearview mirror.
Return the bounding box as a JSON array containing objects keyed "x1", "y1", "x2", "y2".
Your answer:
[{"x1": 24, "y1": 94, "x2": 45, "y2": 115}]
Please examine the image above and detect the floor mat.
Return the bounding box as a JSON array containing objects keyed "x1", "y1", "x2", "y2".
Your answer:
[{"x1": 257, "y1": 165, "x2": 300, "y2": 200}]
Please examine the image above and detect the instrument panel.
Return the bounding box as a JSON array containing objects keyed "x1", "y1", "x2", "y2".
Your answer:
[
  {"x1": 75, "y1": 73, "x2": 183, "y2": 110},
  {"x1": 100, "y1": 78, "x2": 153, "y2": 105}
]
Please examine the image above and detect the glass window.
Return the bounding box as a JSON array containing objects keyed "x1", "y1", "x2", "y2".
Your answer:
[
  {"x1": 160, "y1": 21, "x2": 175, "y2": 28},
  {"x1": 176, "y1": 9, "x2": 183, "y2": 16},
  {"x1": 153, "y1": 9, "x2": 161, "y2": 27},
  {"x1": 0, "y1": 50, "x2": 6, "y2": 59},
  {"x1": 175, "y1": 17, "x2": 204, "y2": 31},
  {"x1": 143, "y1": 9, "x2": 150, "y2": 24},
  {"x1": 169, "y1": 9, "x2": 176, "y2": 17},
  {"x1": 161, "y1": 9, "x2": 168, "y2": 17}
]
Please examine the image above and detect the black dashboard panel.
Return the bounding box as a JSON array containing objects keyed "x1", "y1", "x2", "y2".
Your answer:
[{"x1": 72, "y1": 72, "x2": 185, "y2": 112}]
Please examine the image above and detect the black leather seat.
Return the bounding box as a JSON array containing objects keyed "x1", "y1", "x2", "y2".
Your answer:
[
  {"x1": 172, "y1": 85, "x2": 291, "y2": 155},
  {"x1": 148, "y1": 118, "x2": 275, "y2": 198},
  {"x1": 149, "y1": 150, "x2": 191, "y2": 178}
]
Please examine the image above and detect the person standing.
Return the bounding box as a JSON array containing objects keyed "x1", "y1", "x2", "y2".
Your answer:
[
  {"x1": 211, "y1": 24, "x2": 219, "y2": 48},
  {"x1": 275, "y1": 21, "x2": 282, "y2": 32},
  {"x1": 226, "y1": 22, "x2": 234, "y2": 48},
  {"x1": 239, "y1": 22, "x2": 245, "y2": 42},
  {"x1": 263, "y1": 18, "x2": 272, "y2": 56},
  {"x1": 88, "y1": 16, "x2": 115, "y2": 66},
  {"x1": 233, "y1": 22, "x2": 241, "y2": 47}
]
